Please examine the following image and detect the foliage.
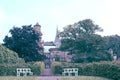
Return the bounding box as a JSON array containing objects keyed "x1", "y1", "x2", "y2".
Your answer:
[
  {"x1": 52, "y1": 61, "x2": 120, "y2": 80},
  {"x1": 0, "y1": 45, "x2": 25, "y2": 64},
  {"x1": 33, "y1": 61, "x2": 45, "y2": 74},
  {"x1": 3, "y1": 25, "x2": 45, "y2": 62},
  {"x1": 51, "y1": 62, "x2": 62, "y2": 75},
  {"x1": 54, "y1": 55, "x2": 60, "y2": 61},
  {"x1": 78, "y1": 62, "x2": 120, "y2": 80},
  {"x1": 59, "y1": 19, "x2": 112, "y2": 62},
  {"x1": 105, "y1": 35, "x2": 120, "y2": 57},
  {"x1": 0, "y1": 61, "x2": 44, "y2": 76},
  {"x1": 0, "y1": 45, "x2": 44, "y2": 76},
  {"x1": 60, "y1": 19, "x2": 103, "y2": 40}
]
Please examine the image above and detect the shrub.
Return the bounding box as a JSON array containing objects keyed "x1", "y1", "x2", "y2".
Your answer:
[
  {"x1": 52, "y1": 61, "x2": 120, "y2": 80},
  {"x1": 54, "y1": 66, "x2": 62, "y2": 75},
  {"x1": 51, "y1": 62, "x2": 81, "y2": 75},
  {"x1": 51, "y1": 62, "x2": 62, "y2": 75},
  {"x1": 0, "y1": 45, "x2": 45, "y2": 76},
  {"x1": 80, "y1": 62, "x2": 120, "y2": 80},
  {"x1": 0, "y1": 63, "x2": 24, "y2": 76},
  {"x1": 0, "y1": 61, "x2": 44, "y2": 76},
  {"x1": 0, "y1": 45, "x2": 25, "y2": 64},
  {"x1": 32, "y1": 61, "x2": 45, "y2": 75}
]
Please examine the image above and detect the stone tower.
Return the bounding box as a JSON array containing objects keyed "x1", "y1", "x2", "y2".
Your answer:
[
  {"x1": 54, "y1": 27, "x2": 61, "y2": 48},
  {"x1": 34, "y1": 22, "x2": 43, "y2": 53},
  {"x1": 34, "y1": 22, "x2": 42, "y2": 35}
]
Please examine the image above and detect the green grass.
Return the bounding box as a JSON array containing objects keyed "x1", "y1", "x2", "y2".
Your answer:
[
  {"x1": 59, "y1": 76, "x2": 111, "y2": 80},
  {"x1": 0, "y1": 76, "x2": 111, "y2": 80},
  {"x1": 0, "y1": 76, "x2": 37, "y2": 80}
]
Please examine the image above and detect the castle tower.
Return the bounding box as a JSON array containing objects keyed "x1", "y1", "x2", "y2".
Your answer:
[
  {"x1": 34, "y1": 22, "x2": 43, "y2": 53},
  {"x1": 34, "y1": 22, "x2": 42, "y2": 36},
  {"x1": 54, "y1": 27, "x2": 61, "y2": 48}
]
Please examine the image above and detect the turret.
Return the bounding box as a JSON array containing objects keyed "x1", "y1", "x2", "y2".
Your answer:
[
  {"x1": 54, "y1": 27, "x2": 61, "y2": 48},
  {"x1": 34, "y1": 22, "x2": 42, "y2": 35}
]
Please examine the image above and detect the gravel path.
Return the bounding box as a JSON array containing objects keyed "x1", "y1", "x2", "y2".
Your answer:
[
  {"x1": 41, "y1": 69, "x2": 53, "y2": 76},
  {"x1": 37, "y1": 76, "x2": 59, "y2": 80}
]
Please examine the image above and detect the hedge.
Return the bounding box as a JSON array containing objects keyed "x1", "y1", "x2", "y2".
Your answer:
[
  {"x1": 33, "y1": 61, "x2": 45, "y2": 74},
  {"x1": 80, "y1": 62, "x2": 120, "y2": 80},
  {"x1": 52, "y1": 61, "x2": 120, "y2": 80},
  {"x1": 0, "y1": 45, "x2": 25, "y2": 64},
  {"x1": 0, "y1": 61, "x2": 45, "y2": 76}
]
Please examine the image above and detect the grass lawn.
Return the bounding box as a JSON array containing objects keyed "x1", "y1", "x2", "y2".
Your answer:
[
  {"x1": 59, "y1": 76, "x2": 111, "y2": 80},
  {"x1": 0, "y1": 76, "x2": 37, "y2": 80},
  {"x1": 0, "y1": 76, "x2": 111, "y2": 80}
]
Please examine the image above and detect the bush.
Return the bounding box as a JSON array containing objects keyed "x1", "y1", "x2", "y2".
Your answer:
[
  {"x1": 51, "y1": 62, "x2": 81, "y2": 75},
  {"x1": 0, "y1": 61, "x2": 44, "y2": 76},
  {"x1": 0, "y1": 45, "x2": 25, "y2": 64},
  {"x1": 0, "y1": 45, "x2": 45, "y2": 76},
  {"x1": 51, "y1": 62, "x2": 62, "y2": 74},
  {"x1": 52, "y1": 61, "x2": 120, "y2": 80},
  {"x1": 33, "y1": 62, "x2": 45, "y2": 75},
  {"x1": 0, "y1": 63, "x2": 23, "y2": 76},
  {"x1": 80, "y1": 62, "x2": 120, "y2": 80},
  {"x1": 54, "y1": 66, "x2": 63, "y2": 75}
]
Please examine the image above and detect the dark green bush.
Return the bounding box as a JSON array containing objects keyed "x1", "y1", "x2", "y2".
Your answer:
[
  {"x1": 0, "y1": 45, "x2": 45, "y2": 76},
  {"x1": 0, "y1": 62, "x2": 44, "y2": 76},
  {"x1": 80, "y1": 62, "x2": 120, "y2": 80},
  {"x1": 54, "y1": 66, "x2": 62, "y2": 75},
  {"x1": 0, "y1": 45, "x2": 25, "y2": 64},
  {"x1": 51, "y1": 61, "x2": 62, "y2": 75},
  {"x1": 28, "y1": 62, "x2": 45, "y2": 75},
  {"x1": 52, "y1": 61, "x2": 120, "y2": 80},
  {"x1": 0, "y1": 64, "x2": 20, "y2": 76}
]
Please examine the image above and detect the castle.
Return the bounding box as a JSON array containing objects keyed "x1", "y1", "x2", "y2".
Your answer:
[
  {"x1": 33, "y1": 22, "x2": 61, "y2": 50},
  {"x1": 34, "y1": 22, "x2": 73, "y2": 62}
]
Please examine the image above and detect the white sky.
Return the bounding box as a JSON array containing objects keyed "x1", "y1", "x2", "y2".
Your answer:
[{"x1": 0, "y1": 0, "x2": 120, "y2": 43}]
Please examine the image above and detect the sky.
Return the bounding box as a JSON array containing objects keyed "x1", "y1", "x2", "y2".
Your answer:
[{"x1": 0, "y1": 0, "x2": 120, "y2": 43}]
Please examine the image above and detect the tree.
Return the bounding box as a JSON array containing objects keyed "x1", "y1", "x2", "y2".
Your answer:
[
  {"x1": 59, "y1": 19, "x2": 112, "y2": 63},
  {"x1": 3, "y1": 25, "x2": 45, "y2": 62},
  {"x1": 105, "y1": 35, "x2": 120, "y2": 58}
]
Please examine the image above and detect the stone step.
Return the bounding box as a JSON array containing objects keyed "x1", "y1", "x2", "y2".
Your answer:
[
  {"x1": 41, "y1": 69, "x2": 53, "y2": 76},
  {"x1": 37, "y1": 76, "x2": 59, "y2": 80}
]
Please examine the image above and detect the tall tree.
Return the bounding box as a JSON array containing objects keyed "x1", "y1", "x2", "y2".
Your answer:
[
  {"x1": 3, "y1": 25, "x2": 45, "y2": 62},
  {"x1": 105, "y1": 35, "x2": 120, "y2": 58},
  {"x1": 59, "y1": 19, "x2": 112, "y2": 62}
]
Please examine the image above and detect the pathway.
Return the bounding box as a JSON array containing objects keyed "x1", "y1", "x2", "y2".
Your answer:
[
  {"x1": 41, "y1": 68, "x2": 53, "y2": 76},
  {"x1": 37, "y1": 76, "x2": 60, "y2": 80}
]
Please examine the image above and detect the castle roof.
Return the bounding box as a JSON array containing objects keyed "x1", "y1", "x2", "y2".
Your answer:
[
  {"x1": 44, "y1": 41, "x2": 55, "y2": 46},
  {"x1": 34, "y1": 22, "x2": 41, "y2": 27}
]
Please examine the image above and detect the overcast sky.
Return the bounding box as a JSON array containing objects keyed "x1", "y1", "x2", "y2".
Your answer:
[{"x1": 0, "y1": 0, "x2": 120, "y2": 43}]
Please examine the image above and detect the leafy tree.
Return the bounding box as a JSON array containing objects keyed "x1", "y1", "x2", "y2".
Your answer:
[
  {"x1": 59, "y1": 19, "x2": 112, "y2": 63},
  {"x1": 3, "y1": 25, "x2": 45, "y2": 62},
  {"x1": 105, "y1": 35, "x2": 120, "y2": 58}
]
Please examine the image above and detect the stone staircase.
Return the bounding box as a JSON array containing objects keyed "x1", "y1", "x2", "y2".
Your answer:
[
  {"x1": 41, "y1": 68, "x2": 53, "y2": 76},
  {"x1": 39, "y1": 68, "x2": 59, "y2": 80},
  {"x1": 37, "y1": 76, "x2": 59, "y2": 80}
]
